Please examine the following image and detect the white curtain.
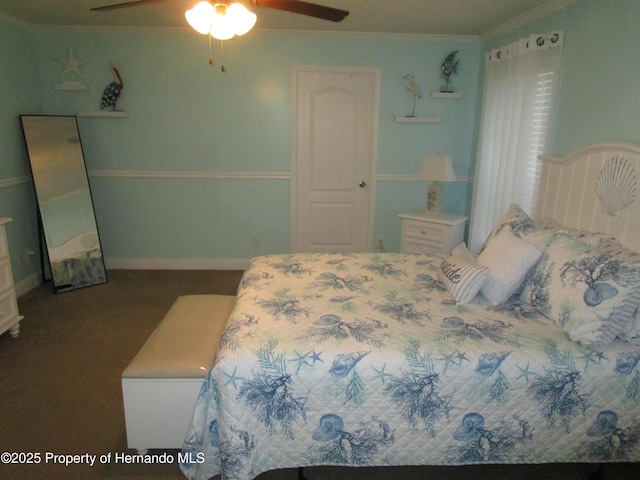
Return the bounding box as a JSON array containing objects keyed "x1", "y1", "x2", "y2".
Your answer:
[{"x1": 468, "y1": 32, "x2": 564, "y2": 252}]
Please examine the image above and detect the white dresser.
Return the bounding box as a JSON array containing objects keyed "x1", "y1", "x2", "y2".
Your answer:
[
  {"x1": 0, "y1": 218, "x2": 23, "y2": 338},
  {"x1": 399, "y1": 212, "x2": 468, "y2": 256}
]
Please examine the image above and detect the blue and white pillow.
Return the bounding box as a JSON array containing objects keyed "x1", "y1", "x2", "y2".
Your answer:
[
  {"x1": 437, "y1": 243, "x2": 489, "y2": 305},
  {"x1": 479, "y1": 204, "x2": 555, "y2": 255},
  {"x1": 520, "y1": 232, "x2": 640, "y2": 348}
]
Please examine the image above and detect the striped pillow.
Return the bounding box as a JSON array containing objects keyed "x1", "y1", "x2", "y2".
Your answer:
[{"x1": 437, "y1": 243, "x2": 489, "y2": 304}]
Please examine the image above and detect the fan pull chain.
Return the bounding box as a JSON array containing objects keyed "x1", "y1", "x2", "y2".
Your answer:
[
  {"x1": 208, "y1": 34, "x2": 214, "y2": 65},
  {"x1": 205, "y1": 37, "x2": 225, "y2": 72},
  {"x1": 220, "y1": 40, "x2": 225, "y2": 72}
]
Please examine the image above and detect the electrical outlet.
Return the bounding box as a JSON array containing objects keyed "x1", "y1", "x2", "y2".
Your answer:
[
  {"x1": 18, "y1": 249, "x2": 36, "y2": 266},
  {"x1": 251, "y1": 235, "x2": 260, "y2": 247},
  {"x1": 377, "y1": 238, "x2": 384, "y2": 252}
]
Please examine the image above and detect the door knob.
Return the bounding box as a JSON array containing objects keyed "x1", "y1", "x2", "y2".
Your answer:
[{"x1": 359, "y1": 181, "x2": 367, "y2": 188}]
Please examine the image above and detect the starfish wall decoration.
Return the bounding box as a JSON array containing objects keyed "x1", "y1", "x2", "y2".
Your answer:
[{"x1": 54, "y1": 47, "x2": 88, "y2": 90}]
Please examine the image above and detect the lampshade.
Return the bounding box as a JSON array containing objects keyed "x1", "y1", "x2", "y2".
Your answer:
[
  {"x1": 186, "y1": 2, "x2": 257, "y2": 40},
  {"x1": 415, "y1": 154, "x2": 457, "y2": 182},
  {"x1": 415, "y1": 154, "x2": 457, "y2": 216}
]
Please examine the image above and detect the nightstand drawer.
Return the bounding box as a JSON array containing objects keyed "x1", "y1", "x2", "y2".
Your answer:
[
  {"x1": 402, "y1": 238, "x2": 447, "y2": 256},
  {"x1": 399, "y1": 212, "x2": 468, "y2": 256},
  {"x1": 403, "y1": 220, "x2": 446, "y2": 242}
]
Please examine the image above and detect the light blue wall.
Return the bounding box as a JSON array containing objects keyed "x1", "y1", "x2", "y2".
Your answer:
[
  {"x1": 3, "y1": 25, "x2": 481, "y2": 274},
  {"x1": 3, "y1": 0, "x2": 639, "y2": 287},
  {"x1": 0, "y1": 21, "x2": 40, "y2": 284},
  {"x1": 480, "y1": 0, "x2": 640, "y2": 157}
]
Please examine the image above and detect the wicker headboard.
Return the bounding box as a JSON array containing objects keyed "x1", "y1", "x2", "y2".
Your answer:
[{"x1": 536, "y1": 142, "x2": 639, "y2": 253}]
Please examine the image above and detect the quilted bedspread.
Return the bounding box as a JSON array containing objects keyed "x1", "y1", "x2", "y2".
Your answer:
[{"x1": 180, "y1": 253, "x2": 640, "y2": 480}]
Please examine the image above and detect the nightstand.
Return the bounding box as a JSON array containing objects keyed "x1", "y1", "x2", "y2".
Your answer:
[
  {"x1": 0, "y1": 218, "x2": 23, "y2": 338},
  {"x1": 399, "y1": 212, "x2": 468, "y2": 256}
]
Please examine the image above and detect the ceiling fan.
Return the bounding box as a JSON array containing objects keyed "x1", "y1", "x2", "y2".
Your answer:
[{"x1": 90, "y1": 0, "x2": 350, "y2": 23}]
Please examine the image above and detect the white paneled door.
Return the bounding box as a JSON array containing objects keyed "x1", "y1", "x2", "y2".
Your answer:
[{"x1": 292, "y1": 66, "x2": 380, "y2": 253}]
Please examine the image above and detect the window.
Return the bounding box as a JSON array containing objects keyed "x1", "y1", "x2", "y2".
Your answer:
[{"x1": 468, "y1": 32, "x2": 564, "y2": 252}]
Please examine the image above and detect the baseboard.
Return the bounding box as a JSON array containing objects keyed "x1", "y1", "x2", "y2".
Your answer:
[
  {"x1": 104, "y1": 257, "x2": 250, "y2": 271},
  {"x1": 15, "y1": 272, "x2": 42, "y2": 297},
  {"x1": 13, "y1": 259, "x2": 248, "y2": 296}
]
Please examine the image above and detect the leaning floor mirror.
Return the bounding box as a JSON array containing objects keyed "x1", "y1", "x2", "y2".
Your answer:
[{"x1": 20, "y1": 115, "x2": 107, "y2": 293}]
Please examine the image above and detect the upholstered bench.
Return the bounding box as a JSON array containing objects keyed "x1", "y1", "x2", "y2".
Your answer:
[{"x1": 121, "y1": 294, "x2": 235, "y2": 454}]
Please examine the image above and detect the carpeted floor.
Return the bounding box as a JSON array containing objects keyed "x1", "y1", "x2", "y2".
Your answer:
[{"x1": 0, "y1": 270, "x2": 637, "y2": 480}]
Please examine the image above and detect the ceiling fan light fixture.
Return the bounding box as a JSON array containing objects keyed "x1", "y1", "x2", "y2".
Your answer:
[
  {"x1": 185, "y1": 2, "x2": 216, "y2": 35},
  {"x1": 185, "y1": 2, "x2": 257, "y2": 40},
  {"x1": 227, "y1": 3, "x2": 257, "y2": 36}
]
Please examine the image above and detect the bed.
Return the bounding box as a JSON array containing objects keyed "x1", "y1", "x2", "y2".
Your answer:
[{"x1": 180, "y1": 143, "x2": 640, "y2": 480}]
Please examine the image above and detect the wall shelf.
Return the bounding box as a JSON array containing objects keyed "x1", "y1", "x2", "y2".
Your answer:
[
  {"x1": 79, "y1": 110, "x2": 128, "y2": 118},
  {"x1": 54, "y1": 82, "x2": 88, "y2": 91},
  {"x1": 394, "y1": 116, "x2": 441, "y2": 124},
  {"x1": 431, "y1": 91, "x2": 462, "y2": 99}
]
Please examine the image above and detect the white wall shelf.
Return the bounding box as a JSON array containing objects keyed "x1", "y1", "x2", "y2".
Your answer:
[
  {"x1": 431, "y1": 91, "x2": 462, "y2": 99},
  {"x1": 79, "y1": 111, "x2": 128, "y2": 118},
  {"x1": 394, "y1": 116, "x2": 441, "y2": 123},
  {"x1": 54, "y1": 82, "x2": 88, "y2": 91}
]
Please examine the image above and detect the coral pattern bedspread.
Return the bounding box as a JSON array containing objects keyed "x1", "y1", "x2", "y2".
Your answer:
[{"x1": 181, "y1": 253, "x2": 640, "y2": 480}]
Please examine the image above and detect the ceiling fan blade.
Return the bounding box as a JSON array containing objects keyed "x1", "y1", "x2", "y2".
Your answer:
[
  {"x1": 252, "y1": 0, "x2": 349, "y2": 22},
  {"x1": 91, "y1": 0, "x2": 176, "y2": 11}
]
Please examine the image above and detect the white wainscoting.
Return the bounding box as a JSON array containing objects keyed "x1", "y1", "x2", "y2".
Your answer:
[{"x1": 6, "y1": 170, "x2": 473, "y2": 276}]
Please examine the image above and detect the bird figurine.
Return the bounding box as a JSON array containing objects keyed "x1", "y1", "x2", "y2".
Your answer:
[
  {"x1": 100, "y1": 63, "x2": 123, "y2": 111},
  {"x1": 403, "y1": 74, "x2": 421, "y2": 117},
  {"x1": 440, "y1": 51, "x2": 459, "y2": 92}
]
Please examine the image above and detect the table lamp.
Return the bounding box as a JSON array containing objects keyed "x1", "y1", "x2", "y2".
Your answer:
[{"x1": 415, "y1": 154, "x2": 457, "y2": 215}]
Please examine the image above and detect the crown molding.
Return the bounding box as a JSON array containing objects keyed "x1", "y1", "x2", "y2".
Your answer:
[
  {"x1": 0, "y1": 11, "x2": 478, "y2": 43},
  {"x1": 480, "y1": 0, "x2": 582, "y2": 42},
  {"x1": 254, "y1": 29, "x2": 479, "y2": 43},
  {"x1": 1, "y1": 1, "x2": 583, "y2": 43}
]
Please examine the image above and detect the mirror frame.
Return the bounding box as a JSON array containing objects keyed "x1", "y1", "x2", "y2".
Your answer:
[{"x1": 20, "y1": 115, "x2": 107, "y2": 293}]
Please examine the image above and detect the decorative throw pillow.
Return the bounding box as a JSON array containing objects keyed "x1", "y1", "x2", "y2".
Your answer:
[
  {"x1": 537, "y1": 218, "x2": 616, "y2": 248},
  {"x1": 618, "y1": 308, "x2": 640, "y2": 345},
  {"x1": 477, "y1": 227, "x2": 543, "y2": 306},
  {"x1": 604, "y1": 241, "x2": 640, "y2": 345},
  {"x1": 479, "y1": 203, "x2": 554, "y2": 254},
  {"x1": 520, "y1": 233, "x2": 640, "y2": 348},
  {"x1": 437, "y1": 243, "x2": 489, "y2": 304}
]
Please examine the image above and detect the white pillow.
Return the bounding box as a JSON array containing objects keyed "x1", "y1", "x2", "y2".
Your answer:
[
  {"x1": 477, "y1": 227, "x2": 543, "y2": 306},
  {"x1": 437, "y1": 243, "x2": 489, "y2": 304}
]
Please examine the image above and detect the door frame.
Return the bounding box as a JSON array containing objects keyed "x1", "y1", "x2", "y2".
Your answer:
[{"x1": 290, "y1": 65, "x2": 381, "y2": 253}]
